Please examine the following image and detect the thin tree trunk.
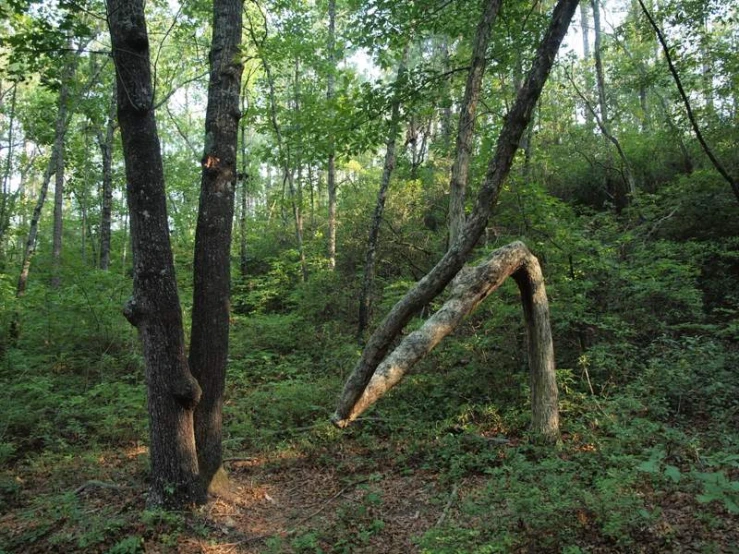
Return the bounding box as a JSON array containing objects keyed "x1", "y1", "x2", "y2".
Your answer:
[
  {"x1": 51, "y1": 45, "x2": 81, "y2": 288},
  {"x1": 579, "y1": 0, "x2": 595, "y2": 132},
  {"x1": 108, "y1": 0, "x2": 203, "y2": 507},
  {"x1": 0, "y1": 84, "x2": 17, "y2": 261},
  {"x1": 327, "y1": 0, "x2": 337, "y2": 270},
  {"x1": 291, "y1": 57, "x2": 307, "y2": 282},
  {"x1": 98, "y1": 86, "x2": 116, "y2": 270},
  {"x1": 17, "y1": 154, "x2": 57, "y2": 297},
  {"x1": 591, "y1": 0, "x2": 637, "y2": 202},
  {"x1": 239, "y1": 119, "x2": 248, "y2": 278},
  {"x1": 637, "y1": 0, "x2": 739, "y2": 203},
  {"x1": 333, "y1": 0, "x2": 579, "y2": 434},
  {"x1": 357, "y1": 45, "x2": 410, "y2": 340},
  {"x1": 343, "y1": 242, "x2": 558, "y2": 440},
  {"x1": 448, "y1": 0, "x2": 504, "y2": 248},
  {"x1": 189, "y1": 0, "x2": 244, "y2": 496}
]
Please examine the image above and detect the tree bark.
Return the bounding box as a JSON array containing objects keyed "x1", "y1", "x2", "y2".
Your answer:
[
  {"x1": 189, "y1": 0, "x2": 244, "y2": 496},
  {"x1": 98, "y1": 86, "x2": 116, "y2": 270},
  {"x1": 357, "y1": 45, "x2": 410, "y2": 340},
  {"x1": 17, "y1": 152, "x2": 57, "y2": 297},
  {"x1": 107, "y1": 0, "x2": 203, "y2": 507},
  {"x1": 590, "y1": 0, "x2": 636, "y2": 203},
  {"x1": 448, "y1": 0, "x2": 503, "y2": 248},
  {"x1": 51, "y1": 45, "x2": 81, "y2": 288},
  {"x1": 327, "y1": 0, "x2": 337, "y2": 270},
  {"x1": 341, "y1": 242, "x2": 558, "y2": 440},
  {"x1": 333, "y1": 0, "x2": 579, "y2": 430},
  {"x1": 0, "y1": 84, "x2": 17, "y2": 263}
]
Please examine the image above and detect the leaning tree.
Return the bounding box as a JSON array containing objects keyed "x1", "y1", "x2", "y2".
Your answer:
[{"x1": 333, "y1": 0, "x2": 581, "y2": 443}]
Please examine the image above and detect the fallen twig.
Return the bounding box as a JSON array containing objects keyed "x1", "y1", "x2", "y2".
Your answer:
[
  {"x1": 73, "y1": 480, "x2": 122, "y2": 495},
  {"x1": 436, "y1": 484, "x2": 459, "y2": 526}
]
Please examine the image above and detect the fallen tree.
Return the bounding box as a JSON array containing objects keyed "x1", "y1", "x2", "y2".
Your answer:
[
  {"x1": 333, "y1": 0, "x2": 580, "y2": 441},
  {"x1": 334, "y1": 242, "x2": 558, "y2": 441}
]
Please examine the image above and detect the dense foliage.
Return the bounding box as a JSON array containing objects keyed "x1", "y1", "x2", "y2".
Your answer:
[{"x1": 0, "y1": 0, "x2": 737, "y2": 551}]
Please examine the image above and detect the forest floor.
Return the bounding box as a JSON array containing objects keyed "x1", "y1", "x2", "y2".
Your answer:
[
  {"x1": 2, "y1": 420, "x2": 738, "y2": 553},
  {"x1": 2, "y1": 314, "x2": 738, "y2": 553}
]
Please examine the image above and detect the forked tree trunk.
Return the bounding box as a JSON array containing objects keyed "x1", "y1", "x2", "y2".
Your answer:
[
  {"x1": 333, "y1": 0, "x2": 579, "y2": 439},
  {"x1": 108, "y1": 0, "x2": 203, "y2": 507},
  {"x1": 357, "y1": 45, "x2": 410, "y2": 340},
  {"x1": 339, "y1": 242, "x2": 558, "y2": 440},
  {"x1": 189, "y1": 0, "x2": 244, "y2": 495}
]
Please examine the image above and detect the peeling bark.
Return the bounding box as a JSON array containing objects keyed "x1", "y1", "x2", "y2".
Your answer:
[
  {"x1": 339, "y1": 242, "x2": 558, "y2": 440},
  {"x1": 333, "y1": 0, "x2": 579, "y2": 433}
]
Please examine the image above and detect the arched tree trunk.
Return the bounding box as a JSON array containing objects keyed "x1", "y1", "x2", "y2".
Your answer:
[
  {"x1": 333, "y1": 0, "x2": 579, "y2": 430},
  {"x1": 337, "y1": 242, "x2": 558, "y2": 441}
]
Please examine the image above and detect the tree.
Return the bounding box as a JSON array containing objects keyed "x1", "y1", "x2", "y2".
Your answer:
[
  {"x1": 108, "y1": 0, "x2": 203, "y2": 506},
  {"x1": 189, "y1": 0, "x2": 244, "y2": 495},
  {"x1": 333, "y1": 0, "x2": 580, "y2": 441}
]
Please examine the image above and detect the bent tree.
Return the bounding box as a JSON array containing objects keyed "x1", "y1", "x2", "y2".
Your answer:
[{"x1": 333, "y1": 0, "x2": 580, "y2": 441}]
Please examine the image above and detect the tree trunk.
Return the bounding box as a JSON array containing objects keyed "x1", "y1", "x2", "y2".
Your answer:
[
  {"x1": 108, "y1": 0, "x2": 203, "y2": 508},
  {"x1": 591, "y1": 0, "x2": 636, "y2": 203},
  {"x1": 357, "y1": 45, "x2": 410, "y2": 340},
  {"x1": 448, "y1": 0, "x2": 503, "y2": 248},
  {"x1": 98, "y1": 87, "x2": 116, "y2": 270},
  {"x1": 51, "y1": 46, "x2": 80, "y2": 288},
  {"x1": 637, "y1": 0, "x2": 739, "y2": 203},
  {"x1": 327, "y1": 0, "x2": 337, "y2": 270},
  {"x1": 189, "y1": 0, "x2": 244, "y2": 496},
  {"x1": 333, "y1": 0, "x2": 579, "y2": 431},
  {"x1": 291, "y1": 58, "x2": 307, "y2": 282},
  {"x1": 17, "y1": 153, "x2": 57, "y2": 297},
  {"x1": 341, "y1": 242, "x2": 558, "y2": 441},
  {"x1": 579, "y1": 1, "x2": 595, "y2": 132},
  {"x1": 0, "y1": 84, "x2": 17, "y2": 264}
]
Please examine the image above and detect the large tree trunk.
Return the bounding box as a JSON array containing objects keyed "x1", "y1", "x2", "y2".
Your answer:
[
  {"x1": 98, "y1": 87, "x2": 116, "y2": 271},
  {"x1": 357, "y1": 45, "x2": 410, "y2": 340},
  {"x1": 340, "y1": 242, "x2": 558, "y2": 441},
  {"x1": 327, "y1": 0, "x2": 337, "y2": 271},
  {"x1": 107, "y1": 0, "x2": 203, "y2": 508},
  {"x1": 333, "y1": 0, "x2": 579, "y2": 435},
  {"x1": 448, "y1": 0, "x2": 503, "y2": 248},
  {"x1": 189, "y1": 0, "x2": 244, "y2": 496}
]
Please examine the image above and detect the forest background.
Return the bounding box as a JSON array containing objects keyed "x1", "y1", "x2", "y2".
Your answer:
[{"x1": 0, "y1": 0, "x2": 738, "y2": 552}]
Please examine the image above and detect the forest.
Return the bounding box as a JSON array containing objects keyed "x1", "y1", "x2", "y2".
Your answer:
[{"x1": 0, "y1": 0, "x2": 738, "y2": 552}]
